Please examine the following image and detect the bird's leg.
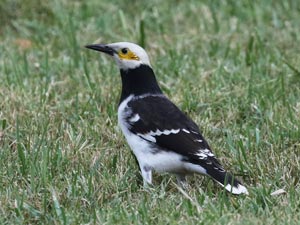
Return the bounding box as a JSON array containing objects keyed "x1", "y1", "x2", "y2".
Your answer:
[
  {"x1": 175, "y1": 174, "x2": 188, "y2": 189},
  {"x1": 141, "y1": 165, "x2": 152, "y2": 187}
]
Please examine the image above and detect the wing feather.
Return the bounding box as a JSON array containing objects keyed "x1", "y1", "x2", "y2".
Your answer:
[{"x1": 126, "y1": 95, "x2": 220, "y2": 165}]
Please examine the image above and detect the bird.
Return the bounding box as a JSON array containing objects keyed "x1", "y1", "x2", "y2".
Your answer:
[{"x1": 85, "y1": 42, "x2": 248, "y2": 195}]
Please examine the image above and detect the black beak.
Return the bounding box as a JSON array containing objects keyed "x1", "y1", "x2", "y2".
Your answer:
[{"x1": 85, "y1": 44, "x2": 116, "y2": 56}]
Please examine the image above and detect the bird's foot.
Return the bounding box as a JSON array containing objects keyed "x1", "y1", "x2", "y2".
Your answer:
[
  {"x1": 175, "y1": 174, "x2": 189, "y2": 189},
  {"x1": 141, "y1": 165, "x2": 153, "y2": 188}
]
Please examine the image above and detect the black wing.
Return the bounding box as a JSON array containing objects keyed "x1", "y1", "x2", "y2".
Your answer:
[{"x1": 126, "y1": 95, "x2": 219, "y2": 162}]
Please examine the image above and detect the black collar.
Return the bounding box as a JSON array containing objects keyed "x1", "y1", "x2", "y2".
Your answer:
[{"x1": 119, "y1": 64, "x2": 163, "y2": 103}]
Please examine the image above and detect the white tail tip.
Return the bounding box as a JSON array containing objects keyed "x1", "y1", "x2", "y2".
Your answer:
[{"x1": 225, "y1": 183, "x2": 249, "y2": 195}]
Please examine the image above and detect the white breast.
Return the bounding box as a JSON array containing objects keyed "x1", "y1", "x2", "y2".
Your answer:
[{"x1": 117, "y1": 95, "x2": 150, "y2": 159}]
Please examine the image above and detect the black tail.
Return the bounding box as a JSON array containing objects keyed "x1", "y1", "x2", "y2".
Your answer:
[{"x1": 206, "y1": 167, "x2": 248, "y2": 195}]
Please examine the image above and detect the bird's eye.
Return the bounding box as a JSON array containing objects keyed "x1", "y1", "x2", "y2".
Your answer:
[{"x1": 121, "y1": 48, "x2": 128, "y2": 54}]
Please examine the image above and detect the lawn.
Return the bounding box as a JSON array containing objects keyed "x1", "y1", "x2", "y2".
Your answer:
[{"x1": 0, "y1": 0, "x2": 300, "y2": 224}]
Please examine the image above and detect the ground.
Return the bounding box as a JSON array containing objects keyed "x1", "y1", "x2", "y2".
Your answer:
[{"x1": 0, "y1": 0, "x2": 300, "y2": 224}]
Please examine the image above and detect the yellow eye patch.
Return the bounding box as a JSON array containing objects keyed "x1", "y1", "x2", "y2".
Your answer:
[{"x1": 118, "y1": 49, "x2": 140, "y2": 61}]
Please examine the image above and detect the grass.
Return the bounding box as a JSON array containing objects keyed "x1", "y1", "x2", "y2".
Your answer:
[{"x1": 0, "y1": 0, "x2": 300, "y2": 224}]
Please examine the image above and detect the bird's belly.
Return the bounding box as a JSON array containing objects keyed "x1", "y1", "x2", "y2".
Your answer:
[
  {"x1": 141, "y1": 150, "x2": 185, "y2": 173},
  {"x1": 123, "y1": 131, "x2": 185, "y2": 173}
]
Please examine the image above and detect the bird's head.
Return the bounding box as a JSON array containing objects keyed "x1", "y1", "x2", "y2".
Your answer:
[{"x1": 85, "y1": 42, "x2": 151, "y2": 70}]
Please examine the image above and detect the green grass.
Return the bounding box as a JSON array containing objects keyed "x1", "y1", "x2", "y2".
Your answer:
[{"x1": 1, "y1": 0, "x2": 300, "y2": 224}]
